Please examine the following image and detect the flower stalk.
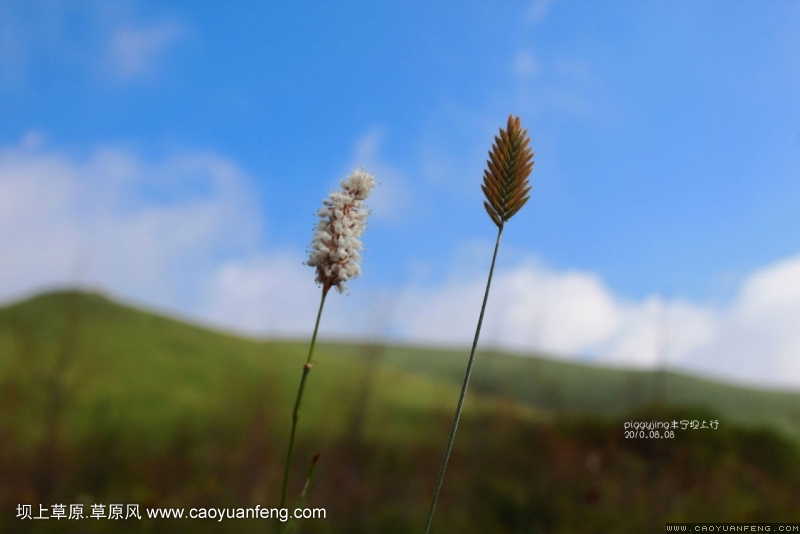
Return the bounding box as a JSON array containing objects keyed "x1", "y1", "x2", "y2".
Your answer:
[
  {"x1": 278, "y1": 168, "x2": 375, "y2": 520},
  {"x1": 279, "y1": 288, "x2": 327, "y2": 511},
  {"x1": 283, "y1": 453, "x2": 321, "y2": 534},
  {"x1": 422, "y1": 115, "x2": 533, "y2": 534}
]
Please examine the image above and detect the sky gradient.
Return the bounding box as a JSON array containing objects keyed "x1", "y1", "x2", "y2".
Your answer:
[{"x1": 2, "y1": 1, "x2": 800, "y2": 389}]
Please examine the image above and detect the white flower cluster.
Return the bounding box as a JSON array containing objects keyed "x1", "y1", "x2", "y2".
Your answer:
[{"x1": 307, "y1": 168, "x2": 376, "y2": 293}]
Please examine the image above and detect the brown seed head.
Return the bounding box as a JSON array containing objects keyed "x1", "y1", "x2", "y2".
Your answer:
[{"x1": 481, "y1": 115, "x2": 534, "y2": 228}]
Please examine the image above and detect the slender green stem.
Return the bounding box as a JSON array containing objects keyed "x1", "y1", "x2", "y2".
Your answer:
[
  {"x1": 423, "y1": 225, "x2": 504, "y2": 534},
  {"x1": 283, "y1": 454, "x2": 321, "y2": 534},
  {"x1": 280, "y1": 288, "x2": 328, "y2": 511}
]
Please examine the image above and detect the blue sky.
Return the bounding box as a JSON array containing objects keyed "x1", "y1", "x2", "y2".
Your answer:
[{"x1": 2, "y1": 1, "x2": 800, "y2": 388}]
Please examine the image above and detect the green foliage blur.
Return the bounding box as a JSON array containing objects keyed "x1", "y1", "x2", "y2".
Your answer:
[{"x1": 2, "y1": 291, "x2": 800, "y2": 533}]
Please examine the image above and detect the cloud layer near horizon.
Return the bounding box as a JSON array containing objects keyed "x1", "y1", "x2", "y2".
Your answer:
[
  {"x1": 0, "y1": 135, "x2": 262, "y2": 312},
  {"x1": 2, "y1": 139, "x2": 800, "y2": 390}
]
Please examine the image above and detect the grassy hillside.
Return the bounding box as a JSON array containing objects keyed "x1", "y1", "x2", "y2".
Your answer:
[
  {"x1": 2, "y1": 290, "x2": 800, "y2": 533},
  {"x1": 378, "y1": 344, "x2": 800, "y2": 442},
  {"x1": 5, "y1": 290, "x2": 800, "y2": 447},
  {"x1": 0, "y1": 290, "x2": 537, "y2": 448}
]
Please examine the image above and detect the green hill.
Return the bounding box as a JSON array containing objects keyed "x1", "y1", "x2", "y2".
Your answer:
[
  {"x1": 4, "y1": 290, "x2": 800, "y2": 447},
  {"x1": 2, "y1": 290, "x2": 800, "y2": 533},
  {"x1": 379, "y1": 344, "x2": 800, "y2": 442},
  {"x1": 0, "y1": 290, "x2": 536, "y2": 450}
]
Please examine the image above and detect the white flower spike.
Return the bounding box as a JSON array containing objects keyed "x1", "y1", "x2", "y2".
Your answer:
[
  {"x1": 281, "y1": 168, "x2": 376, "y2": 514},
  {"x1": 306, "y1": 168, "x2": 376, "y2": 294}
]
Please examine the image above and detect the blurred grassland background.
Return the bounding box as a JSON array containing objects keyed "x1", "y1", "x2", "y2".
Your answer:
[
  {"x1": 3, "y1": 1, "x2": 800, "y2": 532},
  {"x1": 2, "y1": 290, "x2": 800, "y2": 533}
]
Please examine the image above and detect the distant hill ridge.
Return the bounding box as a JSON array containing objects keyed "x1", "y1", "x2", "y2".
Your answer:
[{"x1": 2, "y1": 289, "x2": 800, "y2": 446}]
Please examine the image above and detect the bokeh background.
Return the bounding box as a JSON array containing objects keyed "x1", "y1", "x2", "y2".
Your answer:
[{"x1": 2, "y1": 1, "x2": 800, "y2": 532}]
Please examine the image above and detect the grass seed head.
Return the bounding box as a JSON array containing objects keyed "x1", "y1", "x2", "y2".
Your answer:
[
  {"x1": 306, "y1": 168, "x2": 376, "y2": 294},
  {"x1": 482, "y1": 115, "x2": 534, "y2": 228}
]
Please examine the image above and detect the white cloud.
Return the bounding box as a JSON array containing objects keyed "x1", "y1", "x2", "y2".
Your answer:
[
  {"x1": 109, "y1": 22, "x2": 182, "y2": 79},
  {"x1": 601, "y1": 297, "x2": 717, "y2": 369},
  {"x1": 391, "y1": 253, "x2": 800, "y2": 389},
  {"x1": 527, "y1": 0, "x2": 556, "y2": 22},
  {"x1": 202, "y1": 253, "x2": 321, "y2": 337},
  {"x1": 0, "y1": 136, "x2": 261, "y2": 313},
  {"x1": 394, "y1": 261, "x2": 623, "y2": 356},
  {"x1": 201, "y1": 252, "x2": 378, "y2": 341},
  {"x1": 735, "y1": 256, "x2": 800, "y2": 320},
  {"x1": 688, "y1": 255, "x2": 800, "y2": 388}
]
